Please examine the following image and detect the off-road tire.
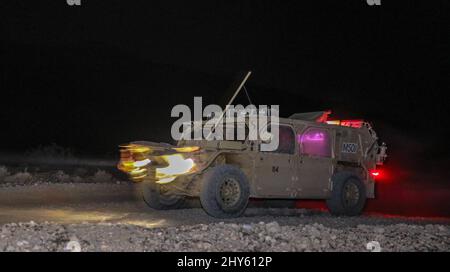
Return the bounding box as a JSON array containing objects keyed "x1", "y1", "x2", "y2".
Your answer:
[
  {"x1": 326, "y1": 172, "x2": 366, "y2": 216},
  {"x1": 200, "y1": 165, "x2": 250, "y2": 218},
  {"x1": 141, "y1": 180, "x2": 185, "y2": 210}
]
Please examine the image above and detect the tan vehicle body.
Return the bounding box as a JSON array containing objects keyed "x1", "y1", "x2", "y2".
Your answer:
[{"x1": 119, "y1": 116, "x2": 384, "y2": 201}]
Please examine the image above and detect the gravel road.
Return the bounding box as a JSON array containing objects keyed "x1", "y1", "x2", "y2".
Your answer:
[{"x1": 0, "y1": 183, "x2": 449, "y2": 252}]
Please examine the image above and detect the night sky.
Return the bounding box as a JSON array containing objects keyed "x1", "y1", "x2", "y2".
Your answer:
[{"x1": 1, "y1": 1, "x2": 449, "y2": 187}]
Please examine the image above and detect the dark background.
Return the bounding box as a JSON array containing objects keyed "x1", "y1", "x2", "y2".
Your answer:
[{"x1": 1, "y1": 1, "x2": 449, "y2": 214}]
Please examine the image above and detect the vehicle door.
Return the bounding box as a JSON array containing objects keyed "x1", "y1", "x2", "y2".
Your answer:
[
  {"x1": 254, "y1": 124, "x2": 298, "y2": 197},
  {"x1": 295, "y1": 126, "x2": 334, "y2": 198}
]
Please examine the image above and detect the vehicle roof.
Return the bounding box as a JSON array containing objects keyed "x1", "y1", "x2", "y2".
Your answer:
[{"x1": 196, "y1": 116, "x2": 362, "y2": 131}]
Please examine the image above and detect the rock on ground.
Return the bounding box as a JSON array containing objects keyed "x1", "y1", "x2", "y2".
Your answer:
[{"x1": 0, "y1": 221, "x2": 448, "y2": 252}]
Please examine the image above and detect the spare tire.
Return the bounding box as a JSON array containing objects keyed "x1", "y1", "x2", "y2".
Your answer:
[{"x1": 200, "y1": 165, "x2": 250, "y2": 218}]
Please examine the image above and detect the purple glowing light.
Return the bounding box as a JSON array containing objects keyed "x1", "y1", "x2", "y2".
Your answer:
[
  {"x1": 298, "y1": 129, "x2": 331, "y2": 157},
  {"x1": 300, "y1": 132, "x2": 325, "y2": 142}
]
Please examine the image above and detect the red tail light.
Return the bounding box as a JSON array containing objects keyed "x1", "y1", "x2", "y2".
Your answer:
[{"x1": 370, "y1": 169, "x2": 380, "y2": 178}]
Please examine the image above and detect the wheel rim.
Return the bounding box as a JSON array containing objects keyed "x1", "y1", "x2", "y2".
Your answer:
[
  {"x1": 219, "y1": 177, "x2": 241, "y2": 208},
  {"x1": 343, "y1": 181, "x2": 360, "y2": 207}
]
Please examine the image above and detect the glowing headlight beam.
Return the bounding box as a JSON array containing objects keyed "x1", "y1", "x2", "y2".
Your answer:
[
  {"x1": 133, "y1": 158, "x2": 151, "y2": 168},
  {"x1": 172, "y1": 146, "x2": 200, "y2": 153},
  {"x1": 155, "y1": 154, "x2": 195, "y2": 183},
  {"x1": 156, "y1": 177, "x2": 176, "y2": 184}
]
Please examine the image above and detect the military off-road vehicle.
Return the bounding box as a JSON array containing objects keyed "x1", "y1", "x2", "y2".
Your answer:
[{"x1": 118, "y1": 111, "x2": 387, "y2": 218}]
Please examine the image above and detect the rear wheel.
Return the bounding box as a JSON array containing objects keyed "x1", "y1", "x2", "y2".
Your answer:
[
  {"x1": 200, "y1": 165, "x2": 250, "y2": 218},
  {"x1": 141, "y1": 180, "x2": 185, "y2": 210},
  {"x1": 326, "y1": 172, "x2": 366, "y2": 216}
]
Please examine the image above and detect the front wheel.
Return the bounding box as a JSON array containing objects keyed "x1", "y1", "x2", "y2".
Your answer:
[
  {"x1": 326, "y1": 172, "x2": 367, "y2": 216},
  {"x1": 141, "y1": 180, "x2": 185, "y2": 210},
  {"x1": 200, "y1": 165, "x2": 250, "y2": 218}
]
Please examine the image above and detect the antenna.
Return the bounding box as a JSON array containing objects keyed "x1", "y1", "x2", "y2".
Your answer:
[
  {"x1": 206, "y1": 71, "x2": 252, "y2": 139},
  {"x1": 243, "y1": 85, "x2": 253, "y2": 105}
]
